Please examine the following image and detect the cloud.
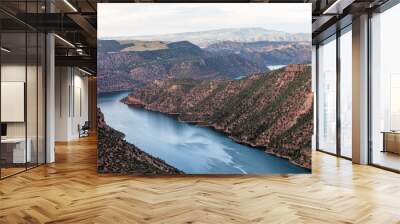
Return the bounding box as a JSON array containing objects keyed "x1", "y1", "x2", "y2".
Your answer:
[{"x1": 98, "y1": 3, "x2": 311, "y2": 38}]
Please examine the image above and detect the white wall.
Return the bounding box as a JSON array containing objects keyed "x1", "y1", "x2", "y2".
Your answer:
[
  {"x1": 55, "y1": 67, "x2": 89, "y2": 141},
  {"x1": 55, "y1": 66, "x2": 70, "y2": 141},
  {"x1": 72, "y1": 73, "x2": 89, "y2": 138}
]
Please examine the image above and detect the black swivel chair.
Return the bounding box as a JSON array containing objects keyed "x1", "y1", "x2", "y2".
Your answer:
[{"x1": 79, "y1": 121, "x2": 90, "y2": 138}]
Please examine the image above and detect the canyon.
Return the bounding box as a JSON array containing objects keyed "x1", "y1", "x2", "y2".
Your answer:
[{"x1": 121, "y1": 64, "x2": 313, "y2": 169}]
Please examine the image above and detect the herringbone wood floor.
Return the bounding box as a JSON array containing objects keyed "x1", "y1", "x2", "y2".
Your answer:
[{"x1": 1, "y1": 135, "x2": 400, "y2": 224}]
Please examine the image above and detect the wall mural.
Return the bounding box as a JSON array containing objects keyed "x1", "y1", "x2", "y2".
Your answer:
[{"x1": 97, "y1": 3, "x2": 312, "y2": 175}]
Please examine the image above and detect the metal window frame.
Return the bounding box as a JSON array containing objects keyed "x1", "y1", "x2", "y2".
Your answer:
[
  {"x1": 315, "y1": 23, "x2": 353, "y2": 161},
  {"x1": 315, "y1": 0, "x2": 400, "y2": 172}
]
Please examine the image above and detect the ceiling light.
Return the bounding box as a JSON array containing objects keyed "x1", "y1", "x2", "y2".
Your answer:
[
  {"x1": 1, "y1": 47, "x2": 11, "y2": 53},
  {"x1": 63, "y1": 0, "x2": 78, "y2": 12},
  {"x1": 54, "y1": 34, "x2": 75, "y2": 48},
  {"x1": 323, "y1": 0, "x2": 354, "y2": 15},
  {"x1": 76, "y1": 48, "x2": 85, "y2": 55},
  {"x1": 78, "y1": 67, "x2": 93, "y2": 76}
]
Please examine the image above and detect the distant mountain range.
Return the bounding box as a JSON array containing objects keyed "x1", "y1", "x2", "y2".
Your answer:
[
  {"x1": 102, "y1": 27, "x2": 311, "y2": 48},
  {"x1": 98, "y1": 40, "x2": 267, "y2": 93},
  {"x1": 122, "y1": 64, "x2": 313, "y2": 169},
  {"x1": 205, "y1": 41, "x2": 311, "y2": 68},
  {"x1": 97, "y1": 39, "x2": 311, "y2": 93}
]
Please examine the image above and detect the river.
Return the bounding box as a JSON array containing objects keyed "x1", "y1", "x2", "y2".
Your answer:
[{"x1": 98, "y1": 91, "x2": 309, "y2": 174}]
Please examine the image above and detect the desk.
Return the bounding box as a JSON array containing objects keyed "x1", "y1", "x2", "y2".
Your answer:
[
  {"x1": 1, "y1": 138, "x2": 31, "y2": 163},
  {"x1": 382, "y1": 131, "x2": 400, "y2": 154}
]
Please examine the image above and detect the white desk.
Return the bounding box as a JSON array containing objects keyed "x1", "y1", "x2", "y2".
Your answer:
[{"x1": 1, "y1": 138, "x2": 31, "y2": 163}]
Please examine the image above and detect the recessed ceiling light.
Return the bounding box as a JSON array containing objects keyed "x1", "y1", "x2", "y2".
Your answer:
[
  {"x1": 63, "y1": 0, "x2": 78, "y2": 12},
  {"x1": 1, "y1": 47, "x2": 11, "y2": 53},
  {"x1": 78, "y1": 67, "x2": 93, "y2": 76},
  {"x1": 54, "y1": 34, "x2": 75, "y2": 48},
  {"x1": 323, "y1": 0, "x2": 354, "y2": 15}
]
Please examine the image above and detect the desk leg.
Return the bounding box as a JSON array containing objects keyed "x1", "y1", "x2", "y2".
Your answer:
[{"x1": 382, "y1": 133, "x2": 386, "y2": 153}]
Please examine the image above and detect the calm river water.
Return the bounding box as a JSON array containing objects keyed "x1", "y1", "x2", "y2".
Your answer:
[{"x1": 98, "y1": 91, "x2": 309, "y2": 174}]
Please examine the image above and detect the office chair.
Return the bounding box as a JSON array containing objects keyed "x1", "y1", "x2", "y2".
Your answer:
[{"x1": 79, "y1": 121, "x2": 90, "y2": 138}]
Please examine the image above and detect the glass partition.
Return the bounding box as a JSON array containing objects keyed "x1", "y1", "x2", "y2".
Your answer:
[
  {"x1": 1, "y1": 31, "x2": 28, "y2": 177},
  {"x1": 339, "y1": 27, "x2": 352, "y2": 158},
  {"x1": 370, "y1": 3, "x2": 400, "y2": 171},
  {"x1": 0, "y1": 2, "x2": 46, "y2": 179},
  {"x1": 317, "y1": 35, "x2": 337, "y2": 154}
]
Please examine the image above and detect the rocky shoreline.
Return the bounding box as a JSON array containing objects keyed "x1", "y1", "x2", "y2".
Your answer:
[
  {"x1": 97, "y1": 108, "x2": 184, "y2": 175},
  {"x1": 184, "y1": 119, "x2": 310, "y2": 170}
]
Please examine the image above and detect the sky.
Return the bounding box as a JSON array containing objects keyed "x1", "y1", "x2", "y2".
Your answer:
[{"x1": 97, "y1": 3, "x2": 311, "y2": 39}]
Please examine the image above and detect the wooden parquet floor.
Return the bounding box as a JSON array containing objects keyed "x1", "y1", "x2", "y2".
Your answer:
[{"x1": 1, "y1": 135, "x2": 400, "y2": 224}]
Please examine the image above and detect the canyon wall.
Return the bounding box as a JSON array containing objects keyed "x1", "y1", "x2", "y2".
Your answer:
[{"x1": 122, "y1": 64, "x2": 312, "y2": 169}]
